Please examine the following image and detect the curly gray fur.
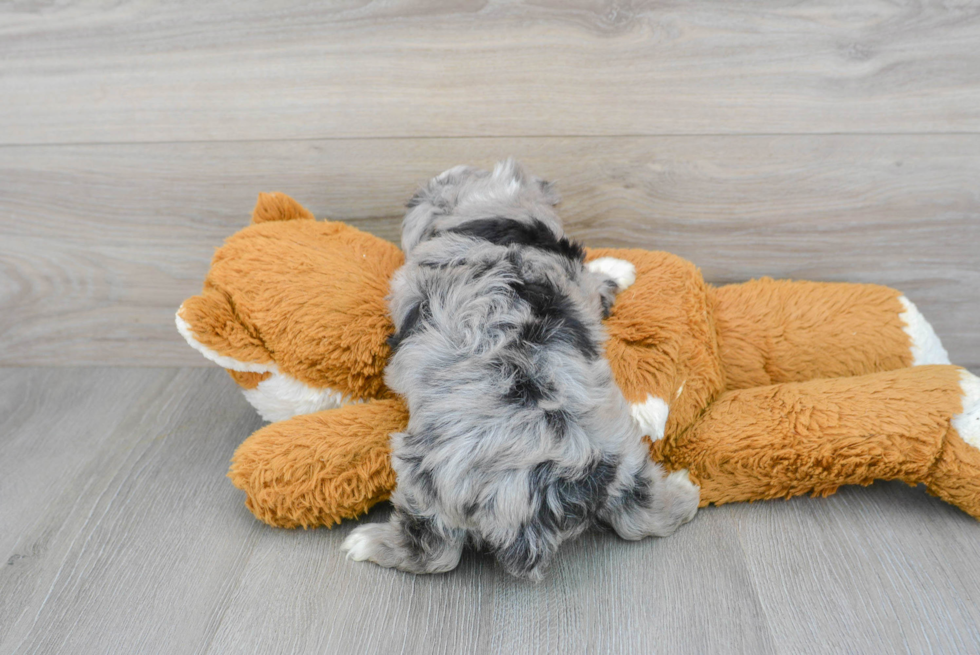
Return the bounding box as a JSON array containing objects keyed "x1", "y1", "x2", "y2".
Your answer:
[{"x1": 342, "y1": 160, "x2": 699, "y2": 581}]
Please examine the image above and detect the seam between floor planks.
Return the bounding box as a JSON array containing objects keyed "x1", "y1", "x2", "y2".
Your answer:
[{"x1": 2, "y1": 131, "x2": 980, "y2": 149}]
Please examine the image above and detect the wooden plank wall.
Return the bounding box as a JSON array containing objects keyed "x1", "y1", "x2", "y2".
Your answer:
[{"x1": 2, "y1": 1, "x2": 978, "y2": 367}]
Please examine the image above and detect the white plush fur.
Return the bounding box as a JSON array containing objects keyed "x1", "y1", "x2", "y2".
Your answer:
[
  {"x1": 953, "y1": 370, "x2": 980, "y2": 451},
  {"x1": 587, "y1": 257, "x2": 637, "y2": 291},
  {"x1": 898, "y1": 296, "x2": 950, "y2": 366},
  {"x1": 175, "y1": 310, "x2": 274, "y2": 374},
  {"x1": 243, "y1": 373, "x2": 352, "y2": 423},
  {"x1": 630, "y1": 395, "x2": 670, "y2": 442},
  {"x1": 176, "y1": 308, "x2": 349, "y2": 422}
]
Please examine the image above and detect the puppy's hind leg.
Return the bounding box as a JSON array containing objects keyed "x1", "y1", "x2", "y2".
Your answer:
[
  {"x1": 600, "y1": 456, "x2": 699, "y2": 541},
  {"x1": 342, "y1": 511, "x2": 465, "y2": 575}
]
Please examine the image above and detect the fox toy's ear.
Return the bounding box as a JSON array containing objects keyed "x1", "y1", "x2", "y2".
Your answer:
[{"x1": 251, "y1": 192, "x2": 316, "y2": 224}]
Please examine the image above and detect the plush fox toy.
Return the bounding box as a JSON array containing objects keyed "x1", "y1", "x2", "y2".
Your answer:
[{"x1": 176, "y1": 192, "x2": 980, "y2": 528}]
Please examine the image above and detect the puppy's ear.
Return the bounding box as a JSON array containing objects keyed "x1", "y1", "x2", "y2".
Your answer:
[
  {"x1": 494, "y1": 158, "x2": 560, "y2": 206},
  {"x1": 407, "y1": 165, "x2": 476, "y2": 211},
  {"x1": 537, "y1": 179, "x2": 560, "y2": 206},
  {"x1": 402, "y1": 166, "x2": 475, "y2": 253}
]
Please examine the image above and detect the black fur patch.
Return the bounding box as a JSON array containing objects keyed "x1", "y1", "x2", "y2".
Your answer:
[
  {"x1": 502, "y1": 360, "x2": 552, "y2": 406},
  {"x1": 415, "y1": 467, "x2": 437, "y2": 500},
  {"x1": 599, "y1": 279, "x2": 619, "y2": 318},
  {"x1": 495, "y1": 523, "x2": 548, "y2": 578},
  {"x1": 530, "y1": 457, "x2": 619, "y2": 533},
  {"x1": 544, "y1": 409, "x2": 569, "y2": 440},
  {"x1": 387, "y1": 300, "x2": 429, "y2": 352},
  {"x1": 510, "y1": 279, "x2": 598, "y2": 359},
  {"x1": 446, "y1": 217, "x2": 585, "y2": 263},
  {"x1": 396, "y1": 451, "x2": 437, "y2": 500},
  {"x1": 400, "y1": 512, "x2": 438, "y2": 558},
  {"x1": 617, "y1": 471, "x2": 652, "y2": 510},
  {"x1": 496, "y1": 456, "x2": 619, "y2": 577},
  {"x1": 531, "y1": 458, "x2": 618, "y2": 530}
]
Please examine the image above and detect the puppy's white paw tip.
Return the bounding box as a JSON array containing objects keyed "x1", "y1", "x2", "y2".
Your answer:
[
  {"x1": 667, "y1": 469, "x2": 699, "y2": 492},
  {"x1": 341, "y1": 530, "x2": 373, "y2": 561},
  {"x1": 587, "y1": 257, "x2": 636, "y2": 291}
]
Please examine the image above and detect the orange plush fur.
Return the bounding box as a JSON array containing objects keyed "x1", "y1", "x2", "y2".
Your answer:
[{"x1": 177, "y1": 193, "x2": 980, "y2": 527}]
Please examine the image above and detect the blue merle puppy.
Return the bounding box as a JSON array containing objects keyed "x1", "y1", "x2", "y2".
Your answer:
[{"x1": 341, "y1": 160, "x2": 699, "y2": 581}]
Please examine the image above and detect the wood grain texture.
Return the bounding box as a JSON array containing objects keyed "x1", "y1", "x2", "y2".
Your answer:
[
  {"x1": 203, "y1": 505, "x2": 777, "y2": 655},
  {"x1": 3, "y1": 368, "x2": 980, "y2": 654},
  {"x1": 732, "y1": 484, "x2": 980, "y2": 653},
  {"x1": 2, "y1": 136, "x2": 978, "y2": 367},
  {"x1": 0, "y1": 368, "x2": 265, "y2": 655},
  {"x1": 0, "y1": 367, "x2": 174, "y2": 615},
  {"x1": 2, "y1": 1, "x2": 980, "y2": 144}
]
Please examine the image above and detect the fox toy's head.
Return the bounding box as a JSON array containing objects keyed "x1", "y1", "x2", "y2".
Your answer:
[{"x1": 176, "y1": 193, "x2": 404, "y2": 422}]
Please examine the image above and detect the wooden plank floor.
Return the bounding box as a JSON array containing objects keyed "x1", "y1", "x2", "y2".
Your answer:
[{"x1": 2, "y1": 368, "x2": 980, "y2": 655}]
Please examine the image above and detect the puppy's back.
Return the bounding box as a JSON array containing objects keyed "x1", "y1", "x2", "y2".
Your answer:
[{"x1": 385, "y1": 223, "x2": 630, "y2": 532}]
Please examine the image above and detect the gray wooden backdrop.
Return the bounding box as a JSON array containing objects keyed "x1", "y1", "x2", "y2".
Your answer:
[{"x1": 1, "y1": 1, "x2": 978, "y2": 368}]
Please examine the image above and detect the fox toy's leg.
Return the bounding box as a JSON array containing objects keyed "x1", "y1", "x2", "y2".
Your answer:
[
  {"x1": 228, "y1": 398, "x2": 406, "y2": 528},
  {"x1": 652, "y1": 365, "x2": 980, "y2": 519},
  {"x1": 712, "y1": 279, "x2": 949, "y2": 390}
]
